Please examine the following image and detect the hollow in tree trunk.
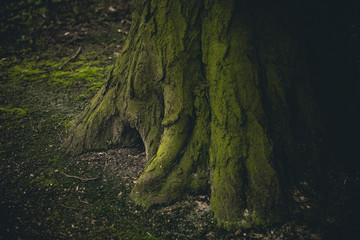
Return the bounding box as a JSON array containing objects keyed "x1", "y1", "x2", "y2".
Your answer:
[{"x1": 63, "y1": 0, "x2": 324, "y2": 228}]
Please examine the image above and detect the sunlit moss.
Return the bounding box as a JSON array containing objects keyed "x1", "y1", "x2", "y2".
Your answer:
[
  {"x1": 0, "y1": 106, "x2": 27, "y2": 118},
  {"x1": 1, "y1": 56, "x2": 110, "y2": 93}
]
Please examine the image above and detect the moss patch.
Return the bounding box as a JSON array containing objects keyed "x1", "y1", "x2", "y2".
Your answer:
[{"x1": 1, "y1": 56, "x2": 111, "y2": 95}]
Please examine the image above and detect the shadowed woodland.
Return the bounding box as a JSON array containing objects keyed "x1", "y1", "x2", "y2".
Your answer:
[{"x1": 1, "y1": 0, "x2": 359, "y2": 239}]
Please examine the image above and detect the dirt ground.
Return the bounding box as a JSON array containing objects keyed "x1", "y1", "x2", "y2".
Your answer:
[{"x1": 0, "y1": 1, "x2": 358, "y2": 239}]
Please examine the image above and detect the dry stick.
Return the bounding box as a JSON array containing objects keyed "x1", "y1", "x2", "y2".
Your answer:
[
  {"x1": 9, "y1": 46, "x2": 83, "y2": 78},
  {"x1": 79, "y1": 199, "x2": 92, "y2": 205},
  {"x1": 60, "y1": 171, "x2": 99, "y2": 181},
  {"x1": 58, "y1": 46, "x2": 82, "y2": 70},
  {"x1": 133, "y1": 152, "x2": 146, "y2": 158},
  {"x1": 60, "y1": 203, "x2": 78, "y2": 211}
]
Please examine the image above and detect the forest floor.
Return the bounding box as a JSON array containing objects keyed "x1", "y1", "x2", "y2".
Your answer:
[{"x1": 0, "y1": 1, "x2": 358, "y2": 239}]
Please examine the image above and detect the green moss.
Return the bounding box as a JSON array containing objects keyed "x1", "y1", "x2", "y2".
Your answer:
[
  {"x1": 58, "y1": 118, "x2": 75, "y2": 129},
  {"x1": 49, "y1": 64, "x2": 106, "y2": 86},
  {"x1": 2, "y1": 56, "x2": 110, "y2": 89},
  {"x1": 0, "y1": 106, "x2": 27, "y2": 118},
  {"x1": 30, "y1": 175, "x2": 55, "y2": 186},
  {"x1": 130, "y1": 116, "x2": 191, "y2": 208},
  {"x1": 87, "y1": 81, "x2": 105, "y2": 93}
]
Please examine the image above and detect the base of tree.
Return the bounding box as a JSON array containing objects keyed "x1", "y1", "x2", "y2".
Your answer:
[{"x1": 63, "y1": 0, "x2": 326, "y2": 229}]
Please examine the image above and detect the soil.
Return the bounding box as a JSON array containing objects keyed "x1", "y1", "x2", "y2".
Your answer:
[{"x1": 0, "y1": 1, "x2": 358, "y2": 239}]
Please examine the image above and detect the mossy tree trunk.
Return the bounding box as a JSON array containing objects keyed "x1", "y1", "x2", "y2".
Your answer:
[{"x1": 63, "y1": 0, "x2": 323, "y2": 228}]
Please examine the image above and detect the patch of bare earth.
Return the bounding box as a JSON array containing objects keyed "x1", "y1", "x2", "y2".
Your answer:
[{"x1": 79, "y1": 148, "x2": 146, "y2": 188}]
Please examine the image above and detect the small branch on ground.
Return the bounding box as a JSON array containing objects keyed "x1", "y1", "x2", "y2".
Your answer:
[
  {"x1": 58, "y1": 47, "x2": 82, "y2": 70},
  {"x1": 60, "y1": 171, "x2": 99, "y2": 181},
  {"x1": 79, "y1": 199, "x2": 92, "y2": 205},
  {"x1": 7, "y1": 46, "x2": 83, "y2": 80},
  {"x1": 133, "y1": 152, "x2": 145, "y2": 158},
  {"x1": 60, "y1": 203, "x2": 78, "y2": 210}
]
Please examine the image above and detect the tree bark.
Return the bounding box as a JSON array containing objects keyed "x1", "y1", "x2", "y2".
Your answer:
[{"x1": 63, "y1": 0, "x2": 323, "y2": 228}]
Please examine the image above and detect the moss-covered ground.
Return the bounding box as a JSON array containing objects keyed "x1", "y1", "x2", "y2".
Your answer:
[{"x1": 1, "y1": 1, "x2": 357, "y2": 239}]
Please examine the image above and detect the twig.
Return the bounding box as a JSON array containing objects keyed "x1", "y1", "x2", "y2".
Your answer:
[
  {"x1": 60, "y1": 171, "x2": 99, "y2": 181},
  {"x1": 79, "y1": 199, "x2": 92, "y2": 205},
  {"x1": 87, "y1": 56, "x2": 97, "y2": 70},
  {"x1": 7, "y1": 46, "x2": 83, "y2": 79},
  {"x1": 60, "y1": 203, "x2": 78, "y2": 210},
  {"x1": 134, "y1": 152, "x2": 146, "y2": 158},
  {"x1": 58, "y1": 46, "x2": 82, "y2": 70}
]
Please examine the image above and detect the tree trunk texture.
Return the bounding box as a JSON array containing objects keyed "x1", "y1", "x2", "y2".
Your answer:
[{"x1": 63, "y1": 0, "x2": 323, "y2": 228}]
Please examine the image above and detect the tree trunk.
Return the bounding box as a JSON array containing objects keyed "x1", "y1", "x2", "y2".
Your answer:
[{"x1": 63, "y1": 0, "x2": 323, "y2": 228}]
